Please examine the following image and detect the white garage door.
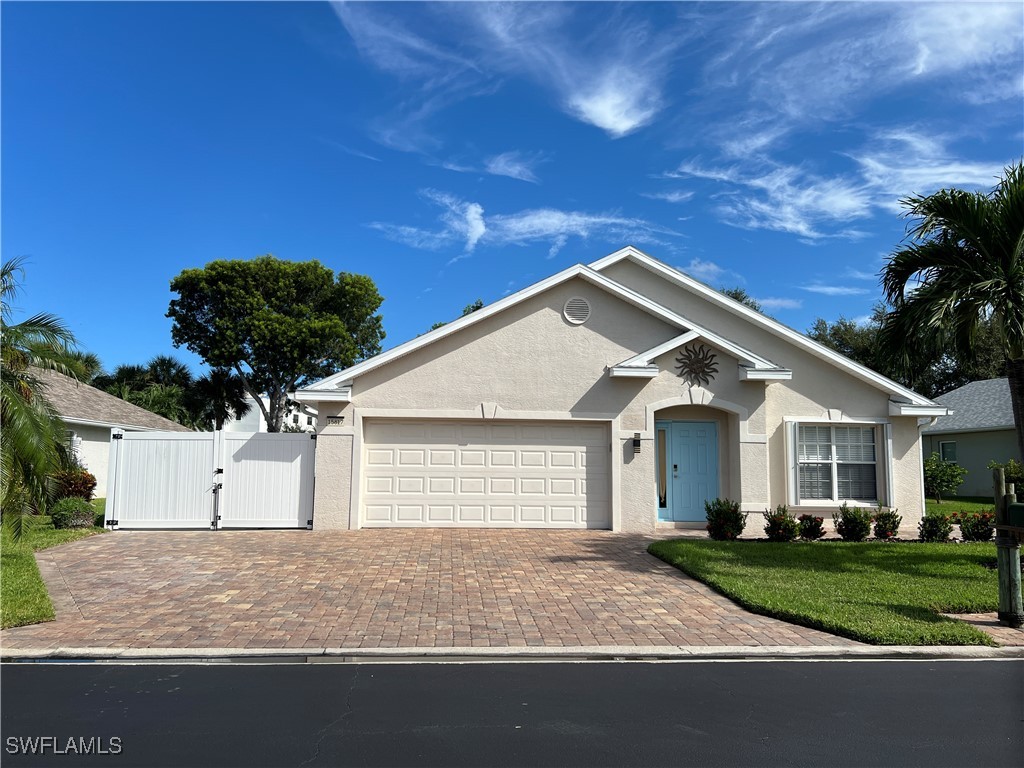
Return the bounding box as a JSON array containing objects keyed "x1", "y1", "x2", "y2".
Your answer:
[{"x1": 361, "y1": 420, "x2": 610, "y2": 528}]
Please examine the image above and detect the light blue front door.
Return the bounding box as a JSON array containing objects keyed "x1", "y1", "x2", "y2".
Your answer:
[{"x1": 656, "y1": 421, "x2": 719, "y2": 522}]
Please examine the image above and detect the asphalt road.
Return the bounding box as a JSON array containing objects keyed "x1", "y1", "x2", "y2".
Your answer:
[{"x1": 1, "y1": 660, "x2": 1022, "y2": 767}]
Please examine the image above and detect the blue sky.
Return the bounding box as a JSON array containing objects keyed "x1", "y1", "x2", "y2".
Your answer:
[{"x1": 3, "y1": 1, "x2": 1022, "y2": 375}]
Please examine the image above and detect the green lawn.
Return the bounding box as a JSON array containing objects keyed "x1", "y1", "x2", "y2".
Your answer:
[
  {"x1": 1, "y1": 521, "x2": 106, "y2": 629},
  {"x1": 925, "y1": 496, "x2": 995, "y2": 516},
  {"x1": 648, "y1": 539, "x2": 1000, "y2": 646}
]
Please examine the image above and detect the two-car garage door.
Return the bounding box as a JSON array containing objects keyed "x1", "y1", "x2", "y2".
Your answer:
[{"x1": 362, "y1": 420, "x2": 610, "y2": 528}]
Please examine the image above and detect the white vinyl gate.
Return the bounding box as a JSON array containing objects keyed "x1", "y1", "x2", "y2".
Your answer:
[{"x1": 105, "y1": 430, "x2": 315, "y2": 529}]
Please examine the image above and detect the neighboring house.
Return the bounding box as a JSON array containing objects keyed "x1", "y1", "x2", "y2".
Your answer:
[
  {"x1": 922, "y1": 378, "x2": 1021, "y2": 497},
  {"x1": 223, "y1": 395, "x2": 317, "y2": 433},
  {"x1": 38, "y1": 369, "x2": 192, "y2": 497},
  {"x1": 296, "y1": 246, "x2": 946, "y2": 533}
]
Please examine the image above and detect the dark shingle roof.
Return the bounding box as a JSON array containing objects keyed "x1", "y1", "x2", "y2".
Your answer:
[
  {"x1": 922, "y1": 377, "x2": 1013, "y2": 434},
  {"x1": 37, "y1": 369, "x2": 192, "y2": 432}
]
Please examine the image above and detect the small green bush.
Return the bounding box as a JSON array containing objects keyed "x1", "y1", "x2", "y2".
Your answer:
[
  {"x1": 49, "y1": 497, "x2": 96, "y2": 530},
  {"x1": 833, "y1": 503, "x2": 872, "y2": 542},
  {"x1": 797, "y1": 514, "x2": 825, "y2": 541},
  {"x1": 705, "y1": 498, "x2": 747, "y2": 541},
  {"x1": 987, "y1": 458, "x2": 1024, "y2": 486},
  {"x1": 873, "y1": 507, "x2": 903, "y2": 540},
  {"x1": 52, "y1": 467, "x2": 97, "y2": 502},
  {"x1": 958, "y1": 511, "x2": 995, "y2": 542},
  {"x1": 919, "y1": 512, "x2": 954, "y2": 543},
  {"x1": 923, "y1": 452, "x2": 967, "y2": 503},
  {"x1": 763, "y1": 505, "x2": 799, "y2": 542}
]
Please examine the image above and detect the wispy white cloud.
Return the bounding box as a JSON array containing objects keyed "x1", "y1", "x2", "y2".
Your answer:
[
  {"x1": 678, "y1": 258, "x2": 738, "y2": 285},
  {"x1": 369, "y1": 189, "x2": 678, "y2": 258},
  {"x1": 757, "y1": 297, "x2": 802, "y2": 310},
  {"x1": 799, "y1": 284, "x2": 870, "y2": 297},
  {"x1": 640, "y1": 190, "x2": 694, "y2": 204},
  {"x1": 843, "y1": 268, "x2": 878, "y2": 281},
  {"x1": 321, "y1": 139, "x2": 381, "y2": 162},
  {"x1": 669, "y1": 127, "x2": 1010, "y2": 239},
  {"x1": 483, "y1": 151, "x2": 548, "y2": 183},
  {"x1": 335, "y1": 3, "x2": 687, "y2": 141},
  {"x1": 672, "y1": 161, "x2": 873, "y2": 239}
]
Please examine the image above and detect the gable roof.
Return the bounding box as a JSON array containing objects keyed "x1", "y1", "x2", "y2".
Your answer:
[
  {"x1": 590, "y1": 246, "x2": 940, "y2": 408},
  {"x1": 922, "y1": 378, "x2": 1014, "y2": 434},
  {"x1": 37, "y1": 369, "x2": 193, "y2": 432},
  {"x1": 298, "y1": 261, "x2": 789, "y2": 397}
]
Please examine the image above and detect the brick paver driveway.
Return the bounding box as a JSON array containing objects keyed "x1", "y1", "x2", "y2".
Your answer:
[{"x1": 1, "y1": 530, "x2": 853, "y2": 650}]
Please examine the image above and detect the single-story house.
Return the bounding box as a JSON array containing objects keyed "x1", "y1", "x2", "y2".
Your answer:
[
  {"x1": 296, "y1": 246, "x2": 946, "y2": 533},
  {"x1": 38, "y1": 368, "x2": 192, "y2": 496},
  {"x1": 922, "y1": 377, "x2": 1021, "y2": 498}
]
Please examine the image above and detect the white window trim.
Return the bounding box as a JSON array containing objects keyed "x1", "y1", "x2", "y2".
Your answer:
[
  {"x1": 939, "y1": 440, "x2": 958, "y2": 463},
  {"x1": 786, "y1": 419, "x2": 887, "y2": 507}
]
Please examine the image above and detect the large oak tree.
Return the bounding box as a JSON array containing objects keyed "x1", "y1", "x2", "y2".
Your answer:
[{"x1": 168, "y1": 256, "x2": 384, "y2": 432}]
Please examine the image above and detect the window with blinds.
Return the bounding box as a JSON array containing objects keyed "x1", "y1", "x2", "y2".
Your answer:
[{"x1": 797, "y1": 424, "x2": 877, "y2": 502}]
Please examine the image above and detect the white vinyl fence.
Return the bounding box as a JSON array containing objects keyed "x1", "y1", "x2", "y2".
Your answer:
[{"x1": 105, "y1": 430, "x2": 315, "y2": 530}]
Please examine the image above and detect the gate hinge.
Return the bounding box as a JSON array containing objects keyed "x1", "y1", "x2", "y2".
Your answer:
[
  {"x1": 215, "y1": 467, "x2": 223, "y2": 474},
  {"x1": 310, "y1": 433, "x2": 317, "y2": 441},
  {"x1": 112, "y1": 433, "x2": 123, "y2": 440},
  {"x1": 107, "y1": 519, "x2": 118, "y2": 526}
]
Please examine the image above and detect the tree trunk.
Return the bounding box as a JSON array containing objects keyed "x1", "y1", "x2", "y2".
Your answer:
[
  {"x1": 233, "y1": 365, "x2": 272, "y2": 431},
  {"x1": 266, "y1": 388, "x2": 288, "y2": 433},
  {"x1": 1008, "y1": 358, "x2": 1024, "y2": 465}
]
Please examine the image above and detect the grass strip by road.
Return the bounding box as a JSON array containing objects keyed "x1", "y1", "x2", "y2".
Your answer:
[
  {"x1": 924, "y1": 496, "x2": 995, "y2": 516},
  {"x1": 648, "y1": 539, "x2": 999, "y2": 646},
  {"x1": 1, "y1": 522, "x2": 106, "y2": 629}
]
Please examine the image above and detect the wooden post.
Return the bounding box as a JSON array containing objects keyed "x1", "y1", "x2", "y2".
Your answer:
[{"x1": 994, "y1": 469, "x2": 1023, "y2": 628}]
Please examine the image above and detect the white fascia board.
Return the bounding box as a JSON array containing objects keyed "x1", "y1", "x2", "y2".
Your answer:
[
  {"x1": 888, "y1": 402, "x2": 948, "y2": 417},
  {"x1": 295, "y1": 388, "x2": 350, "y2": 403},
  {"x1": 609, "y1": 366, "x2": 660, "y2": 378},
  {"x1": 590, "y1": 246, "x2": 938, "y2": 407},
  {"x1": 304, "y1": 264, "x2": 705, "y2": 391},
  {"x1": 618, "y1": 331, "x2": 700, "y2": 367},
  {"x1": 739, "y1": 367, "x2": 793, "y2": 381},
  {"x1": 580, "y1": 269, "x2": 780, "y2": 369},
  {"x1": 303, "y1": 264, "x2": 594, "y2": 391}
]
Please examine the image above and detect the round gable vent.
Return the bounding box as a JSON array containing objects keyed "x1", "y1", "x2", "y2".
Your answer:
[{"x1": 564, "y1": 296, "x2": 591, "y2": 325}]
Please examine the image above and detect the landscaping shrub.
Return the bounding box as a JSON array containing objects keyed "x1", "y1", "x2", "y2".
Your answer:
[
  {"x1": 958, "y1": 511, "x2": 995, "y2": 542},
  {"x1": 798, "y1": 514, "x2": 825, "y2": 541},
  {"x1": 833, "y1": 503, "x2": 872, "y2": 542},
  {"x1": 49, "y1": 497, "x2": 96, "y2": 530},
  {"x1": 923, "y1": 452, "x2": 967, "y2": 503},
  {"x1": 52, "y1": 467, "x2": 97, "y2": 502},
  {"x1": 705, "y1": 498, "x2": 747, "y2": 541},
  {"x1": 987, "y1": 458, "x2": 1024, "y2": 487},
  {"x1": 873, "y1": 507, "x2": 903, "y2": 540},
  {"x1": 919, "y1": 512, "x2": 954, "y2": 543},
  {"x1": 763, "y1": 505, "x2": 798, "y2": 542}
]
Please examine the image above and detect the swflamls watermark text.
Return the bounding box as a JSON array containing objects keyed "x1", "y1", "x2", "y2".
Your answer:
[{"x1": 5, "y1": 736, "x2": 122, "y2": 755}]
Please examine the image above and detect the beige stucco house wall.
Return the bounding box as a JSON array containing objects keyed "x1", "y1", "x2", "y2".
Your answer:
[{"x1": 300, "y1": 247, "x2": 944, "y2": 534}]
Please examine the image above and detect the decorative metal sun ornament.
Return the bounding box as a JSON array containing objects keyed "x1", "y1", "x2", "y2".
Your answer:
[{"x1": 675, "y1": 344, "x2": 719, "y2": 387}]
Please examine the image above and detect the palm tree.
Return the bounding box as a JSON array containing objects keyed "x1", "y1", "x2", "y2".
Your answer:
[
  {"x1": 66, "y1": 350, "x2": 104, "y2": 383},
  {"x1": 1, "y1": 257, "x2": 80, "y2": 540},
  {"x1": 879, "y1": 160, "x2": 1024, "y2": 461},
  {"x1": 188, "y1": 368, "x2": 252, "y2": 430},
  {"x1": 146, "y1": 354, "x2": 193, "y2": 388}
]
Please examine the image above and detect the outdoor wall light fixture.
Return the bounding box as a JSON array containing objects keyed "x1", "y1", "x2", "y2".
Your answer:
[
  {"x1": 633, "y1": 433, "x2": 642, "y2": 454},
  {"x1": 326, "y1": 416, "x2": 345, "y2": 426}
]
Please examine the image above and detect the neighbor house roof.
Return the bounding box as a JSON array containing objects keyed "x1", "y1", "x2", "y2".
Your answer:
[
  {"x1": 922, "y1": 378, "x2": 1014, "y2": 434},
  {"x1": 37, "y1": 369, "x2": 192, "y2": 432}
]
